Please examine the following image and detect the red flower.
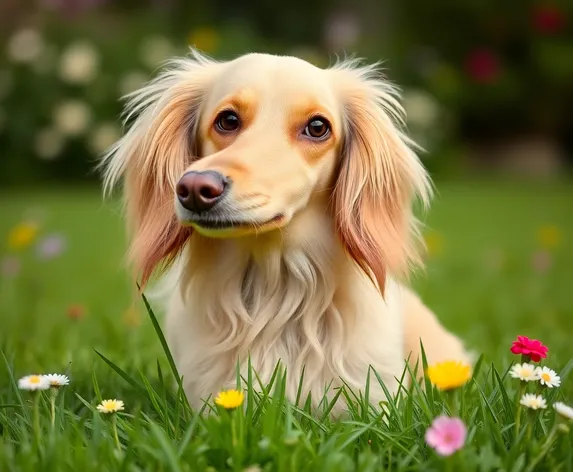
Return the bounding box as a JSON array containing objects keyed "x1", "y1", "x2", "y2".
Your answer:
[
  {"x1": 510, "y1": 335, "x2": 548, "y2": 362},
  {"x1": 66, "y1": 304, "x2": 85, "y2": 320},
  {"x1": 465, "y1": 49, "x2": 500, "y2": 83},
  {"x1": 532, "y1": 5, "x2": 566, "y2": 34}
]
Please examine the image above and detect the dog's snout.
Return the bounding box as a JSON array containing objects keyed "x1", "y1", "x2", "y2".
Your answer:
[{"x1": 176, "y1": 171, "x2": 228, "y2": 212}]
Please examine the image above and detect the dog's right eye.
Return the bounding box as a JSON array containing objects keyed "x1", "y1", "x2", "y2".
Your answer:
[{"x1": 215, "y1": 111, "x2": 240, "y2": 132}]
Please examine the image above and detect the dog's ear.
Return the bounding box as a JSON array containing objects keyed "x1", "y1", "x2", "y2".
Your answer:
[
  {"x1": 100, "y1": 49, "x2": 220, "y2": 286},
  {"x1": 329, "y1": 60, "x2": 432, "y2": 294}
]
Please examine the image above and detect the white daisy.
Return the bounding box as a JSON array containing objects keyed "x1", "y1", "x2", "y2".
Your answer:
[
  {"x1": 520, "y1": 393, "x2": 547, "y2": 410},
  {"x1": 554, "y1": 402, "x2": 573, "y2": 420},
  {"x1": 59, "y1": 40, "x2": 99, "y2": 84},
  {"x1": 97, "y1": 399, "x2": 125, "y2": 414},
  {"x1": 6, "y1": 29, "x2": 44, "y2": 64},
  {"x1": 18, "y1": 374, "x2": 50, "y2": 391},
  {"x1": 535, "y1": 366, "x2": 561, "y2": 388},
  {"x1": 510, "y1": 363, "x2": 539, "y2": 382},
  {"x1": 52, "y1": 100, "x2": 92, "y2": 137},
  {"x1": 43, "y1": 374, "x2": 69, "y2": 388}
]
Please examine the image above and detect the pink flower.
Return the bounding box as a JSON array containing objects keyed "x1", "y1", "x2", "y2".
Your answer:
[
  {"x1": 465, "y1": 49, "x2": 500, "y2": 83},
  {"x1": 36, "y1": 234, "x2": 67, "y2": 260},
  {"x1": 531, "y1": 250, "x2": 552, "y2": 274},
  {"x1": 510, "y1": 335, "x2": 548, "y2": 362},
  {"x1": 425, "y1": 416, "x2": 467, "y2": 456}
]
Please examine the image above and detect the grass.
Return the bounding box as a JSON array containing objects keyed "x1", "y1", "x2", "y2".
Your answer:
[{"x1": 0, "y1": 179, "x2": 573, "y2": 471}]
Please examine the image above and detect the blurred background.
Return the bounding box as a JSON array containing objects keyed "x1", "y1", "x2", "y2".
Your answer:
[
  {"x1": 0, "y1": 0, "x2": 572, "y2": 184},
  {"x1": 0, "y1": 0, "x2": 572, "y2": 376}
]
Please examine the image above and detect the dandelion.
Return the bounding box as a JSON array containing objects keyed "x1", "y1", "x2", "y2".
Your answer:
[
  {"x1": 97, "y1": 399, "x2": 124, "y2": 450},
  {"x1": 509, "y1": 363, "x2": 539, "y2": 382},
  {"x1": 520, "y1": 393, "x2": 547, "y2": 410},
  {"x1": 535, "y1": 367, "x2": 561, "y2": 388},
  {"x1": 214, "y1": 389, "x2": 244, "y2": 410},
  {"x1": 8, "y1": 222, "x2": 39, "y2": 250},
  {"x1": 188, "y1": 27, "x2": 219, "y2": 53},
  {"x1": 554, "y1": 402, "x2": 573, "y2": 420},
  {"x1": 425, "y1": 416, "x2": 467, "y2": 456},
  {"x1": 510, "y1": 335, "x2": 548, "y2": 362},
  {"x1": 53, "y1": 100, "x2": 92, "y2": 137},
  {"x1": 35, "y1": 127, "x2": 65, "y2": 160},
  {"x1": 43, "y1": 374, "x2": 69, "y2": 388},
  {"x1": 18, "y1": 374, "x2": 50, "y2": 391},
  {"x1": 424, "y1": 232, "x2": 444, "y2": 257},
  {"x1": 97, "y1": 399, "x2": 125, "y2": 414},
  {"x1": 537, "y1": 225, "x2": 561, "y2": 250},
  {"x1": 427, "y1": 360, "x2": 472, "y2": 391},
  {"x1": 59, "y1": 40, "x2": 99, "y2": 84}
]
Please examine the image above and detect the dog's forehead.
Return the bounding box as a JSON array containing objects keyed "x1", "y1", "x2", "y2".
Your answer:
[{"x1": 208, "y1": 54, "x2": 336, "y2": 106}]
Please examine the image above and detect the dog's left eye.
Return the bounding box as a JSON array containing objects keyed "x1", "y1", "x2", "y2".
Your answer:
[
  {"x1": 215, "y1": 111, "x2": 240, "y2": 132},
  {"x1": 303, "y1": 117, "x2": 330, "y2": 139}
]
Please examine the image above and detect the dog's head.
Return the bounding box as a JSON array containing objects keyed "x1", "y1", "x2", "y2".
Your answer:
[{"x1": 102, "y1": 51, "x2": 431, "y2": 291}]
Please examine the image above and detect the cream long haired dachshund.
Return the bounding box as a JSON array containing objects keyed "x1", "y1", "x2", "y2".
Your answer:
[{"x1": 102, "y1": 50, "x2": 470, "y2": 409}]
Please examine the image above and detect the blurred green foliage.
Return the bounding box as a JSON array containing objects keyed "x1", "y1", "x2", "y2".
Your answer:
[{"x1": 0, "y1": 0, "x2": 571, "y2": 186}]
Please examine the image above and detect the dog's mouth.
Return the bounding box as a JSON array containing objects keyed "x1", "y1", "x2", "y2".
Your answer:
[{"x1": 180, "y1": 213, "x2": 285, "y2": 231}]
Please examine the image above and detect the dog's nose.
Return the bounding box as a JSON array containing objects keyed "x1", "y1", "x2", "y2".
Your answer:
[{"x1": 176, "y1": 171, "x2": 228, "y2": 212}]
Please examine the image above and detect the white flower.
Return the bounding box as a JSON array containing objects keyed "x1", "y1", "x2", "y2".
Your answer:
[
  {"x1": 119, "y1": 70, "x2": 148, "y2": 96},
  {"x1": 35, "y1": 127, "x2": 65, "y2": 160},
  {"x1": 520, "y1": 393, "x2": 547, "y2": 410},
  {"x1": 554, "y1": 402, "x2": 573, "y2": 420},
  {"x1": 7, "y1": 29, "x2": 44, "y2": 63},
  {"x1": 97, "y1": 399, "x2": 125, "y2": 414},
  {"x1": 43, "y1": 373, "x2": 70, "y2": 387},
  {"x1": 53, "y1": 100, "x2": 92, "y2": 137},
  {"x1": 510, "y1": 363, "x2": 539, "y2": 382},
  {"x1": 535, "y1": 366, "x2": 561, "y2": 388},
  {"x1": 402, "y1": 89, "x2": 440, "y2": 129},
  {"x1": 18, "y1": 374, "x2": 50, "y2": 391},
  {"x1": 139, "y1": 36, "x2": 173, "y2": 69},
  {"x1": 59, "y1": 41, "x2": 99, "y2": 84},
  {"x1": 88, "y1": 123, "x2": 120, "y2": 155}
]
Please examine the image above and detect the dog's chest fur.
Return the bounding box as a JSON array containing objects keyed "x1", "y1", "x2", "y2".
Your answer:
[{"x1": 164, "y1": 232, "x2": 406, "y2": 409}]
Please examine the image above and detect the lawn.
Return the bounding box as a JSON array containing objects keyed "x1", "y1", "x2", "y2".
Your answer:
[{"x1": 0, "y1": 180, "x2": 572, "y2": 471}]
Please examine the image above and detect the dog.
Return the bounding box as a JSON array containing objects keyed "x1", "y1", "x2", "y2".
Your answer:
[{"x1": 101, "y1": 50, "x2": 470, "y2": 410}]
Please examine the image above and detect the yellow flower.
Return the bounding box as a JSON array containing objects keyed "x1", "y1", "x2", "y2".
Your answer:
[
  {"x1": 188, "y1": 27, "x2": 219, "y2": 53},
  {"x1": 8, "y1": 221, "x2": 39, "y2": 250},
  {"x1": 427, "y1": 360, "x2": 471, "y2": 391},
  {"x1": 214, "y1": 389, "x2": 244, "y2": 410},
  {"x1": 424, "y1": 232, "x2": 444, "y2": 257},
  {"x1": 97, "y1": 399, "x2": 125, "y2": 414},
  {"x1": 537, "y1": 225, "x2": 561, "y2": 249},
  {"x1": 122, "y1": 305, "x2": 141, "y2": 328}
]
